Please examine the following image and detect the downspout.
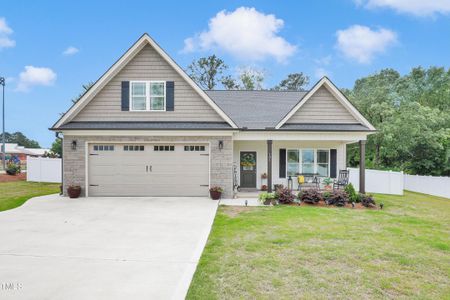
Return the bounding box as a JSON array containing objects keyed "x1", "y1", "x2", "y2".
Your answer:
[{"x1": 56, "y1": 132, "x2": 63, "y2": 195}]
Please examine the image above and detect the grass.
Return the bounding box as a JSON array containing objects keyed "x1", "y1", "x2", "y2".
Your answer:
[
  {"x1": 187, "y1": 191, "x2": 450, "y2": 299},
  {"x1": 0, "y1": 181, "x2": 60, "y2": 212}
]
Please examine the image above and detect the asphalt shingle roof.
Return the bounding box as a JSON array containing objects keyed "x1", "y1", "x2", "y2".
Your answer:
[{"x1": 206, "y1": 90, "x2": 307, "y2": 129}]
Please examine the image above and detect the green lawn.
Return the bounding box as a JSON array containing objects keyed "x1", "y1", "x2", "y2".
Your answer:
[
  {"x1": 0, "y1": 181, "x2": 60, "y2": 212},
  {"x1": 187, "y1": 191, "x2": 450, "y2": 299}
]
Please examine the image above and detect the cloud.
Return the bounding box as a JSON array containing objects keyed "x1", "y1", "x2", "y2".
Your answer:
[
  {"x1": 355, "y1": 0, "x2": 450, "y2": 16},
  {"x1": 314, "y1": 67, "x2": 331, "y2": 79},
  {"x1": 0, "y1": 17, "x2": 15, "y2": 49},
  {"x1": 63, "y1": 46, "x2": 79, "y2": 56},
  {"x1": 335, "y1": 25, "x2": 397, "y2": 64},
  {"x1": 182, "y1": 7, "x2": 297, "y2": 63},
  {"x1": 314, "y1": 55, "x2": 332, "y2": 66},
  {"x1": 16, "y1": 66, "x2": 57, "y2": 92}
]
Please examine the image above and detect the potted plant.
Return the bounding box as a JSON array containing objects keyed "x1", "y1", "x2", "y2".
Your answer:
[
  {"x1": 67, "y1": 185, "x2": 82, "y2": 198},
  {"x1": 6, "y1": 162, "x2": 20, "y2": 175},
  {"x1": 258, "y1": 192, "x2": 276, "y2": 205},
  {"x1": 261, "y1": 173, "x2": 267, "y2": 179},
  {"x1": 209, "y1": 186, "x2": 223, "y2": 200},
  {"x1": 261, "y1": 184, "x2": 267, "y2": 191},
  {"x1": 322, "y1": 177, "x2": 333, "y2": 190}
]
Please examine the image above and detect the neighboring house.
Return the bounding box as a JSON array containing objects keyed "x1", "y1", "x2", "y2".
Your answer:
[
  {"x1": 51, "y1": 34, "x2": 375, "y2": 198},
  {"x1": 1, "y1": 143, "x2": 49, "y2": 163}
]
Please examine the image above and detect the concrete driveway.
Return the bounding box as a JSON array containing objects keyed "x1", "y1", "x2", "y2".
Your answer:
[{"x1": 0, "y1": 194, "x2": 218, "y2": 299}]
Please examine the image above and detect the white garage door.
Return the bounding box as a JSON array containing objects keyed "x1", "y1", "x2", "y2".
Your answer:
[{"x1": 88, "y1": 143, "x2": 209, "y2": 197}]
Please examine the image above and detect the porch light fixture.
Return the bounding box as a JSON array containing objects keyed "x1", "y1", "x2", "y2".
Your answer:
[
  {"x1": 71, "y1": 140, "x2": 77, "y2": 150},
  {"x1": 218, "y1": 140, "x2": 223, "y2": 150},
  {"x1": 287, "y1": 176, "x2": 293, "y2": 191}
]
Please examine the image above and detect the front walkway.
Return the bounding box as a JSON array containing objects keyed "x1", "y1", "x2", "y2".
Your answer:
[{"x1": 0, "y1": 194, "x2": 217, "y2": 299}]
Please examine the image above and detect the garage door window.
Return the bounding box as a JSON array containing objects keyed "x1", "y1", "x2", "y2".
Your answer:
[
  {"x1": 184, "y1": 145, "x2": 206, "y2": 151},
  {"x1": 154, "y1": 145, "x2": 175, "y2": 151},
  {"x1": 94, "y1": 145, "x2": 114, "y2": 151},
  {"x1": 124, "y1": 145, "x2": 145, "y2": 151}
]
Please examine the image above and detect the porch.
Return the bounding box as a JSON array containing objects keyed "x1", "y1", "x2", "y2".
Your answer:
[{"x1": 232, "y1": 132, "x2": 367, "y2": 197}]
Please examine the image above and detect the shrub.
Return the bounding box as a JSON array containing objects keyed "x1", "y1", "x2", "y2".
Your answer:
[
  {"x1": 360, "y1": 194, "x2": 376, "y2": 208},
  {"x1": 258, "y1": 192, "x2": 276, "y2": 205},
  {"x1": 327, "y1": 190, "x2": 349, "y2": 207},
  {"x1": 276, "y1": 187, "x2": 295, "y2": 204},
  {"x1": 344, "y1": 183, "x2": 359, "y2": 203},
  {"x1": 6, "y1": 162, "x2": 21, "y2": 175},
  {"x1": 300, "y1": 189, "x2": 322, "y2": 204},
  {"x1": 322, "y1": 191, "x2": 332, "y2": 200}
]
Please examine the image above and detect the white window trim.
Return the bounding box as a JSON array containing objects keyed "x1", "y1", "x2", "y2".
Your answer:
[
  {"x1": 129, "y1": 81, "x2": 166, "y2": 112},
  {"x1": 286, "y1": 148, "x2": 330, "y2": 177}
]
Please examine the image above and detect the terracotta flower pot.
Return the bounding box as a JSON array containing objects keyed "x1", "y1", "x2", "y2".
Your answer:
[
  {"x1": 210, "y1": 190, "x2": 222, "y2": 200},
  {"x1": 67, "y1": 186, "x2": 81, "y2": 198}
]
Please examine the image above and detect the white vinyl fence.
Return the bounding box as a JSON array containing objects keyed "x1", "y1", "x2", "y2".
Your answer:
[
  {"x1": 347, "y1": 168, "x2": 404, "y2": 195},
  {"x1": 26, "y1": 157, "x2": 61, "y2": 183},
  {"x1": 404, "y1": 174, "x2": 450, "y2": 199}
]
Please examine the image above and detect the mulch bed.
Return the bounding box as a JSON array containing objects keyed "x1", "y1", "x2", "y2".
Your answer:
[
  {"x1": 293, "y1": 201, "x2": 374, "y2": 209},
  {"x1": 0, "y1": 172, "x2": 26, "y2": 182}
]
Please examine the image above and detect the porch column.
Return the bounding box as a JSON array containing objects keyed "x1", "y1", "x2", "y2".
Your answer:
[
  {"x1": 359, "y1": 140, "x2": 366, "y2": 194},
  {"x1": 267, "y1": 140, "x2": 273, "y2": 192}
]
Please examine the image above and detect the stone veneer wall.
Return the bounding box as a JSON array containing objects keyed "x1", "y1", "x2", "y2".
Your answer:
[{"x1": 63, "y1": 135, "x2": 233, "y2": 198}]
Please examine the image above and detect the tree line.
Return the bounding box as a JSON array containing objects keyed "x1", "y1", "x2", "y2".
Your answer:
[{"x1": 187, "y1": 56, "x2": 450, "y2": 176}]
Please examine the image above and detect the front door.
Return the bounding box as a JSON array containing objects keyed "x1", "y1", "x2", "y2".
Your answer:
[{"x1": 240, "y1": 151, "x2": 257, "y2": 188}]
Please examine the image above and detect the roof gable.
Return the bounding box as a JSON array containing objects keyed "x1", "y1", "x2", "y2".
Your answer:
[
  {"x1": 275, "y1": 77, "x2": 375, "y2": 130},
  {"x1": 53, "y1": 34, "x2": 237, "y2": 129}
]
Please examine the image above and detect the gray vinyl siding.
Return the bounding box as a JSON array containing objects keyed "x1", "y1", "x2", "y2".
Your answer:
[
  {"x1": 72, "y1": 44, "x2": 224, "y2": 122},
  {"x1": 286, "y1": 86, "x2": 358, "y2": 124}
]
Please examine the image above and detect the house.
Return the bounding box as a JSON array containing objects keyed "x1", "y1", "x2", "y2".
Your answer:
[
  {"x1": 1, "y1": 143, "x2": 50, "y2": 164},
  {"x1": 51, "y1": 34, "x2": 375, "y2": 198}
]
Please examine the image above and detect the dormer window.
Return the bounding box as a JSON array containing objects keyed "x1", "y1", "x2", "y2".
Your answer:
[{"x1": 130, "y1": 81, "x2": 166, "y2": 111}]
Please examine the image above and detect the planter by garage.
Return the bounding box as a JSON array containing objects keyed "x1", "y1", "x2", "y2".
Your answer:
[
  {"x1": 210, "y1": 190, "x2": 222, "y2": 200},
  {"x1": 209, "y1": 186, "x2": 223, "y2": 200},
  {"x1": 67, "y1": 186, "x2": 81, "y2": 198}
]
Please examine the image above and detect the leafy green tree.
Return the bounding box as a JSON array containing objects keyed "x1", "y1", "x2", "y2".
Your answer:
[
  {"x1": 273, "y1": 73, "x2": 309, "y2": 91},
  {"x1": 346, "y1": 66, "x2": 450, "y2": 175},
  {"x1": 221, "y1": 68, "x2": 265, "y2": 90},
  {"x1": 187, "y1": 55, "x2": 228, "y2": 90},
  {"x1": 5, "y1": 132, "x2": 40, "y2": 148},
  {"x1": 50, "y1": 138, "x2": 62, "y2": 157}
]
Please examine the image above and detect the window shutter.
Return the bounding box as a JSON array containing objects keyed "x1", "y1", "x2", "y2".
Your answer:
[
  {"x1": 166, "y1": 81, "x2": 174, "y2": 111},
  {"x1": 330, "y1": 149, "x2": 337, "y2": 178},
  {"x1": 121, "y1": 81, "x2": 130, "y2": 111},
  {"x1": 279, "y1": 149, "x2": 286, "y2": 178}
]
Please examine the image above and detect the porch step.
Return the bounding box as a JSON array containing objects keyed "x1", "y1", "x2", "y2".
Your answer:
[{"x1": 237, "y1": 192, "x2": 260, "y2": 198}]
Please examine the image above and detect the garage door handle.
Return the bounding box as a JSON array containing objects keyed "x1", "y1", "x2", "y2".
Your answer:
[
  {"x1": 149, "y1": 165, "x2": 152, "y2": 172},
  {"x1": 89, "y1": 184, "x2": 99, "y2": 187},
  {"x1": 200, "y1": 154, "x2": 209, "y2": 156},
  {"x1": 146, "y1": 165, "x2": 148, "y2": 172},
  {"x1": 200, "y1": 185, "x2": 209, "y2": 187}
]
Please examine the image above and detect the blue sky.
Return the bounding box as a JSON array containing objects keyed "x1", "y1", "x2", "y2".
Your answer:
[{"x1": 1, "y1": 0, "x2": 449, "y2": 147}]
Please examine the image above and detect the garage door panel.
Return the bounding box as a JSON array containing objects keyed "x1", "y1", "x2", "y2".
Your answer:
[{"x1": 88, "y1": 143, "x2": 210, "y2": 197}]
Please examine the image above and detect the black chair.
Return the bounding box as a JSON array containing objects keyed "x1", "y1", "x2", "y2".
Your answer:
[{"x1": 333, "y1": 170, "x2": 349, "y2": 190}]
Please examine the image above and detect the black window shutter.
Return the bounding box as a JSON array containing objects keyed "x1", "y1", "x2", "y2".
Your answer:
[
  {"x1": 279, "y1": 149, "x2": 286, "y2": 178},
  {"x1": 330, "y1": 149, "x2": 337, "y2": 178},
  {"x1": 121, "y1": 81, "x2": 130, "y2": 111},
  {"x1": 166, "y1": 81, "x2": 174, "y2": 111}
]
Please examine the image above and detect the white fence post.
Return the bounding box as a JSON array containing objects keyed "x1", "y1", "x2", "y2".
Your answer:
[{"x1": 26, "y1": 157, "x2": 61, "y2": 183}]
